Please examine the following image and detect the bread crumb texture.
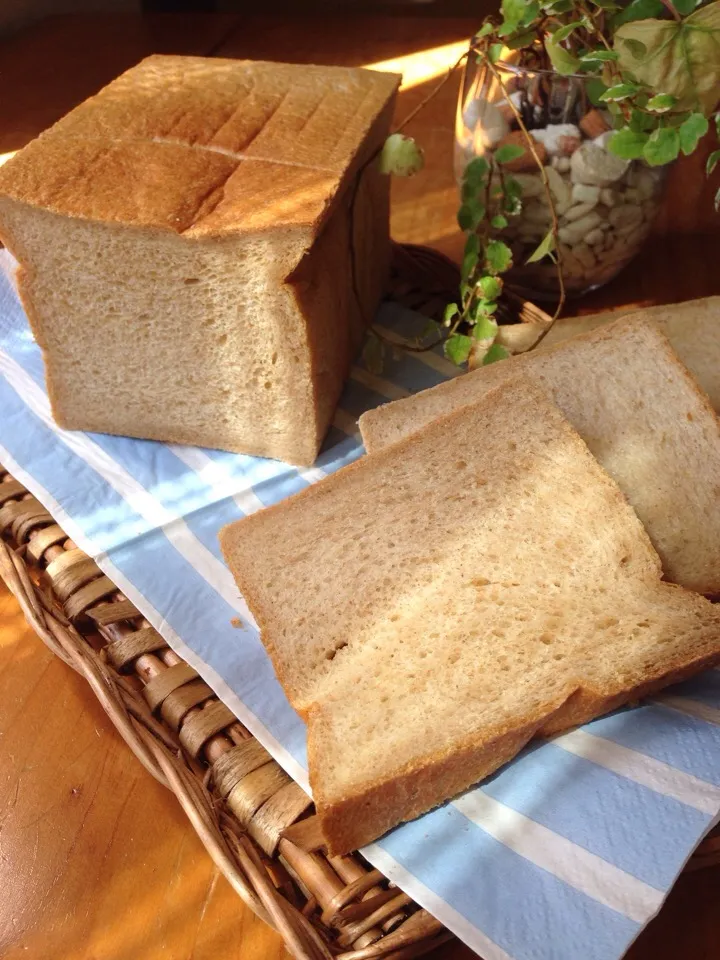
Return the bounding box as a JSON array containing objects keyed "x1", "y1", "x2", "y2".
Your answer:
[{"x1": 222, "y1": 379, "x2": 720, "y2": 853}]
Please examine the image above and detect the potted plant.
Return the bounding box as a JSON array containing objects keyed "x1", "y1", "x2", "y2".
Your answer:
[{"x1": 424, "y1": 0, "x2": 720, "y2": 367}]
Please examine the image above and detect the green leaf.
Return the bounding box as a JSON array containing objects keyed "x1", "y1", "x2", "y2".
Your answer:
[
  {"x1": 715, "y1": 112, "x2": 720, "y2": 138},
  {"x1": 472, "y1": 314, "x2": 499, "y2": 341},
  {"x1": 461, "y1": 179, "x2": 480, "y2": 202},
  {"x1": 458, "y1": 200, "x2": 485, "y2": 231},
  {"x1": 444, "y1": 333, "x2": 473, "y2": 365},
  {"x1": 544, "y1": 35, "x2": 581, "y2": 75},
  {"x1": 579, "y1": 50, "x2": 619, "y2": 64},
  {"x1": 611, "y1": 0, "x2": 664, "y2": 28},
  {"x1": 482, "y1": 343, "x2": 511, "y2": 365},
  {"x1": 615, "y1": 3, "x2": 720, "y2": 115},
  {"x1": 362, "y1": 334, "x2": 384, "y2": 374},
  {"x1": 707, "y1": 149, "x2": 720, "y2": 176},
  {"x1": 526, "y1": 230, "x2": 556, "y2": 263},
  {"x1": 378, "y1": 134, "x2": 424, "y2": 176},
  {"x1": 585, "y1": 77, "x2": 609, "y2": 105},
  {"x1": 475, "y1": 22, "x2": 495, "y2": 39},
  {"x1": 599, "y1": 83, "x2": 641, "y2": 102},
  {"x1": 506, "y1": 30, "x2": 538, "y2": 49},
  {"x1": 443, "y1": 303, "x2": 460, "y2": 327},
  {"x1": 488, "y1": 43, "x2": 504, "y2": 63},
  {"x1": 609, "y1": 127, "x2": 650, "y2": 158},
  {"x1": 673, "y1": 0, "x2": 702, "y2": 13},
  {"x1": 461, "y1": 233, "x2": 480, "y2": 281},
  {"x1": 463, "y1": 156, "x2": 490, "y2": 184},
  {"x1": 552, "y1": 21, "x2": 581, "y2": 42},
  {"x1": 478, "y1": 275, "x2": 503, "y2": 299},
  {"x1": 643, "y1": 126, "x2": 680, "y2": 166},
  {"x1": 485, "y1": 239, "x2": 513, "y2": 274},
  {"x1": 715, "y1": 186, "x2": 720, "y2": 212},
  {"x1": 491, "y1": 213, "x2": 509, "y2": 229},
  {"x1": 629, "y1": 108, "x2": 658, "y2": 132},
  {"x1": 622, "y1": 38, "x2": 648, "y2": 59},
  {"x1": 543, "y1": 0, "x2": 573, "y2": 11},
  {"x1": 589, "y1": 0, "x2": 620, "y2": 9},
  {"x1": 521, "y1": 1, "x2": 541, "y2": 24},
  {"x1": 679, "y1": 112, "x2": 709, "y2": 155},
  {"x1": 494, "y1": 143, "x2": 526, "y2": 164},
  {"x1": 646, "y1": 93, "x2": 678, "y2": 113},
  {"x1": 501, "y1": 0, "x2": 527, "y2": 28}
]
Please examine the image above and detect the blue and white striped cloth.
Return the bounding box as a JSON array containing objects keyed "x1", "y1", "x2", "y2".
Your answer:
[{"x1": 1, "y1": 249, "x2": 718, "y2": 960}]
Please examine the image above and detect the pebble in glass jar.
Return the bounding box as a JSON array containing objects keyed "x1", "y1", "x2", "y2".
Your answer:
[{"x1": 455, "y1": 62, "x2": 667, "y2": 298}]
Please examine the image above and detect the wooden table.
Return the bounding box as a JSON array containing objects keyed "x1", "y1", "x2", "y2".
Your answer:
[{"x1": 0, "y1": 13, "x2": 718, "y2": 960}]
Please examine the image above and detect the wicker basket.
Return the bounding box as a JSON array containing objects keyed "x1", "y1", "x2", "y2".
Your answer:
[{"x1": 1, "y1": 251, "x2": 718, "y2": 958}]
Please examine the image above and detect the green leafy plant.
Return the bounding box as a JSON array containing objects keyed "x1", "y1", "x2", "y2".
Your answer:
[{"x1": 434, "y1": 0, "x2": 720, "y2": 364}]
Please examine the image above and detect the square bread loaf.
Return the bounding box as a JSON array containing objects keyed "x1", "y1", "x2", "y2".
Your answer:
[
  {"x1": 0, "y1": 55, "x2": 400, "y2": 464},
  {"x1": 360, "y1": 317, "x2": 720, "y2": 596},
  {"x1": 221, "y1": 378, "x2": 720, "y2": 854}
]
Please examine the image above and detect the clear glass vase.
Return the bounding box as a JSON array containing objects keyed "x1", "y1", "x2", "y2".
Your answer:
[{"x1": 455, "y1": 53, "x2": 667, "y2": 299}]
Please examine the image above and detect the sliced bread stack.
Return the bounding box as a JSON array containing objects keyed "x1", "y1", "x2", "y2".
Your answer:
[
  {"x1": 221, "y1": 308, "x2": 720, "y2": 853},
  {"x1": 360, "y1": 315, "x2": 720, "y2": 596}
]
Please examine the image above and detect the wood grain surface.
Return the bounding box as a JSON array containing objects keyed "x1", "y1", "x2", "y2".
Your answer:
[{"x1": 0, "y1": 12, "x2": 718, "y2": 960}]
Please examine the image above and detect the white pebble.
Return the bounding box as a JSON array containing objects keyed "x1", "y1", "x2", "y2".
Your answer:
[
  {"x1": 531, "y1": 123, "x2": 581, "y2": 157},
  {"x1": 623, "y1": 187, "x2": 641, "y2": 203},
  {"x1": 600, "y1": 187, "x2": 618, "y2": 206},
  {"x1": 563, "y1": 202, "x2": 597, "y2": 222},
  {"x1": 553, "y1": 156, "x2": 571, "y2": 173},
  {"x1": 512, "y1": 173, "x2": 545, "y2": 199},
  {"x1": 571, "y1": 183, "x2": 600, "y2": 205},
  {"x1": 593, "y1": 131, "x2": 614, "y2": 150},
  {"x1": 585, "y1": 227, "x2": 605, "y2": 246},
  {"x1": 524, "y1": 202, "x2": 552, "y2": 225},
  {"x1": 559, "y1": 211, "x2": 603, "y2": 245},
  {"x1": 609, "y1": 203, "x2": 643, "y2": 230},
  {"x1": 571, "y1": 143, "x2": 629, "y2": 187},
  {"x1": 473, "y1": 101, "x2": 510, "y2": 149},
  {"x1": 545, "y1": 165, "x2": 572, "y2": 214}
]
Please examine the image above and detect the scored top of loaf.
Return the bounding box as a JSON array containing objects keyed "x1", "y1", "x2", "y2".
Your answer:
[{"x1": 0, "y1": 55, "x2": 400, "y2": 238}]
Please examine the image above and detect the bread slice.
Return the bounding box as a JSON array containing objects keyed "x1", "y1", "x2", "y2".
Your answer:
[
  {"x1": 0, "y1": 56, "x2": 399, "y2": 465},
  {"x1": 221, "y1": 379, "x2": 720, "y2": 855},
  {"x1": 360, "y1": 317, "x2": 720, "y2": 595},
  {"x1": 498, "y1": 296, "x2": 720, "y2": 411}
]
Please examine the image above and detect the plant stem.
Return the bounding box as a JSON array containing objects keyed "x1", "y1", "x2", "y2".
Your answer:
[
  {"x1": 483, "y1": 56, "x2": 566, "y2": 328},
  {"x1": 395, "y1": 49, "x2": 469, "y2": 135},
  {"x1": 658, "y1": 0, "x2": 682, "y2": 21}
]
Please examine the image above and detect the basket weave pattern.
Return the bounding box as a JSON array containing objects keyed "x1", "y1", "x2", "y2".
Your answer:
[{"x1": 0, "y1": 468, "x2": 458, "y2": 960}]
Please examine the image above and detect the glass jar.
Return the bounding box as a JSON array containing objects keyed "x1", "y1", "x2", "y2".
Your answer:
[{"x1": 455, "y1": 54, "x2": 667, "y2": 299}]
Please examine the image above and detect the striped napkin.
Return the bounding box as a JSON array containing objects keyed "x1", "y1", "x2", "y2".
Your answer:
[{"x1": 1, "y1": 250, "x2": 718, "y2": 960}]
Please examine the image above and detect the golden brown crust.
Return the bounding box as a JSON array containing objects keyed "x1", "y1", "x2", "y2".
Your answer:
[
  {"x1": 0, "y1": 55, "x2": 400, "y2": 240},
  {"x1": 310, "y1": 684, "x2": 578, "y2": 855}
]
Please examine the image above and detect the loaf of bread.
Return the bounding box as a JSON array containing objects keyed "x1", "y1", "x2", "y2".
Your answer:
[
  {"x1": 0, "y1": 55, "x2": 400, "y2": 464},
  {"x1": 221, "y1": 378, "x2": 720, "y2": 854},
  {"x1": 497, "y1": 296, "x2": 720, "y2": 411},
  {"x1": 360, "y1": 317, "x2": 720, "y2": 595}
]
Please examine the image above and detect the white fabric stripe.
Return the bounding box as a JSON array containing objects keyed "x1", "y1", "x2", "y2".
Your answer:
[
  {"x1": 350, "y1": 366, "x2": 411, "y2": 401},
  {"x1": 652, "y1": 696, "x2": 720, "y2": 726},
  {"x1": 554, "y1": 729, "x2": 720, "y2": 815},
  {"x1": 0, "y1": 440, "x2": 308, "y2": 788},
  {"x1": 297, "y1": 464, "x2": 328, "y2": 485},
  {"x1": 0, "y1": 349, "x2": 250, "y2": 618},
  {"x1": 375, "y1": 324, "x2": 461, "y2": 379},
  {"x1": 168, "y1": 444, "x2": 265, "y2": 516},
  {"x1": 453, "y1": 792, "x2": 663, "y2": 923},
  {"x1": 363, "y1": 843, "x2": 516, "y2": 960}
]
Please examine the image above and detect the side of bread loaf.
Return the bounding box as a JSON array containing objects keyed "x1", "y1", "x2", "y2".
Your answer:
[
  {"x1": 0, "y1": 56, "x2": 399, "y2": 464},
  {"x1": 360, "y1": 317, "x2": 720, "y2": 594},
  {"x1": 221, "y1": 378, "x2": 720, "y2": 854}
]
